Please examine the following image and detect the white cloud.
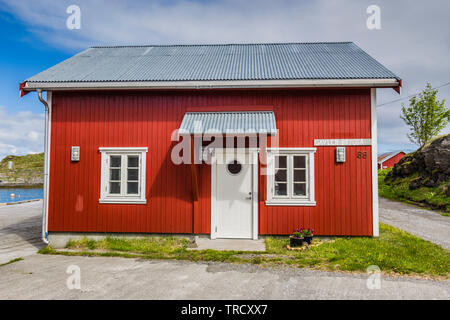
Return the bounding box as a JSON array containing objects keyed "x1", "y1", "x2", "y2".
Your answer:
[
  {"x1": 0, "y1": 106, "x2": 44, "y2": 161},
  {"x1": 1, "y1": 0, "x2": 449, "y2": 154}
]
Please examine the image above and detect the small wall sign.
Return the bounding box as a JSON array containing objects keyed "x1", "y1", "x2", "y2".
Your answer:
[
  {"x1": 336, "y1": 147, "x2": 346, "y2": 163},
  {"x1": 357, "y1": 151, "x2": 367, "y2": 159}
]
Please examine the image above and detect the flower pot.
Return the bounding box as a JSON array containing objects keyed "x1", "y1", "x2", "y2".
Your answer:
[
  {"x1": 304, "y1": 236, "x2": 313, "y2": 245},
  {"x1": 289, "y1": 236, "x2": 303, "y2": 247}
]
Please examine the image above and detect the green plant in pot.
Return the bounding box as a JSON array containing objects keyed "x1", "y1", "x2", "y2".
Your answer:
[
  {"x1": 289, "y1": 229, "x2": 304, "y2": 247},
  {"x1": 301, "y1": 228, "x2": 314, "y2": 244}
]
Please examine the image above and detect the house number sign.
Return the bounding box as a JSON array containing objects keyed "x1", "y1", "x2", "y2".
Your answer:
[{"x1": 357, "y1": 151, "x2": 367, "y2": 159}]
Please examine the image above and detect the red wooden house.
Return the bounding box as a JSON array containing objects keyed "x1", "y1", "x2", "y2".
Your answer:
[
  {"x1": 377, "y1": 151, "x2": 406, "y2": 169},
  {"x1": 20, "y1": 43, "x2": 401, "y2": 242}
]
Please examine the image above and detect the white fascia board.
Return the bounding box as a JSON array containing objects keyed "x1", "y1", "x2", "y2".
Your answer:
[{"x1": 22, "y1": 78, "x2": 400, "y2": 91}]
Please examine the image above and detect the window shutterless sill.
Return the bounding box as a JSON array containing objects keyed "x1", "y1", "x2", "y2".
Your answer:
[
  {"x1": 265, "y1": 201, "x2": 316, "y2": 206},
  {"x1": 99, "y1": 199, "x2": 147, "y2": 204}
]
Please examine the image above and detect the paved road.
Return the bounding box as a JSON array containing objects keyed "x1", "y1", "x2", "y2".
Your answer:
[
  {"x1": 0, "y1": 198, "x2": 448, "y2": 299},
  {"x1": 379, "y1": 197, "x2": 450, "y2": 250},
  {"x1": 0, "y1": 254, "x2": 448, "y2": 299},
  {"x1": 0, "y1": 200, "x2": 44, "y2": 264}
]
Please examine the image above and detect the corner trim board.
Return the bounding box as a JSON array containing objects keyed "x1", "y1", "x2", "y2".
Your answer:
[{"x1": 371, "y1": 88, "x2": 379, "y2": 237}]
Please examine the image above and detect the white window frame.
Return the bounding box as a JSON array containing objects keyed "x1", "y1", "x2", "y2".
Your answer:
[
  {"x1": 266, "y1": 148, "x2": 316, "y2": 206},
  {"x1": 99, "y1": 147, "x2": 148, "y2": 204}
]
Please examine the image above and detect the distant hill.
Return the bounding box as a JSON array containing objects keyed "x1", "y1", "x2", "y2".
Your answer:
[{"x1": 0, "y1": 153, "x2": 44, "y2": 187}]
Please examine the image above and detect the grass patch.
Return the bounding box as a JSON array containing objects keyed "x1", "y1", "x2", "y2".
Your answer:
[
  {"x1": 266, "y1": 224, "x2": 449, "y2": 275},
  {"x1": 66, "y1": 236, "x2": 190, "y2": 254},
  {"x1": 378, "y1": 168, "x2": 450, "y2": 215},
  {"x1": 39, "y1": 224, "x2": 450, "y2": 278},
  {"x1": 0, "y1": 257, "x2": 24, "y2": 267}
]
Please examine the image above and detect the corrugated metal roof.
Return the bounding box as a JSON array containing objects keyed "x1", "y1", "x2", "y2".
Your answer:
[
  {"x1": 178, "y1": 111, "x2": 277, "y2": 134},
  {"x1": 378, "y1": 152, "x2": 395, "y2": 162},
  {"x1": 25, "y1": 42, "x2": 399, "y2": 83},
  {"x1": 377, "y1": 151, "x2": 404, "y2": 163}
]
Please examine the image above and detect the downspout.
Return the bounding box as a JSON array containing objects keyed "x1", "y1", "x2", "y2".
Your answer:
[{"x1": 37, "y1": 89, "x2": 50, "y2": 244}]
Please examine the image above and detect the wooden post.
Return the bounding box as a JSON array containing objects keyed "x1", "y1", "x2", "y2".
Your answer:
[{"x1": 190, "y1": 136, "x2": 199, "y2": 201}]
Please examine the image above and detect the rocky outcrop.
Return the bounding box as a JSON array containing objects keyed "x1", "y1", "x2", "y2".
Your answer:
[
  {"x1": 0, "y1": 175, "x2": 43, "y2": 187},
  {"x1": 386, "y1": 134, "x2": 450, "y2": 189}
]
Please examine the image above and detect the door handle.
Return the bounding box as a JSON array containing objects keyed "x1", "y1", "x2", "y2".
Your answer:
[{"x1": 245, "y1": 192, "x2": 252, "y2": 200}]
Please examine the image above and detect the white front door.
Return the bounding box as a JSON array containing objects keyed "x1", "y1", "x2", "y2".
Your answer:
[{"x1": 215, "y1": 151, "x2": 254, "y2": 239}]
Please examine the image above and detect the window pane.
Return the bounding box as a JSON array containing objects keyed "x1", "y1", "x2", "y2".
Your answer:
[
  {"x1": 293, "y1": 183, "x2": 306, "y2": 196},
  {"x1": 294, "y1": 169, "x2": 306, "y2": 182},
  {"x1": 109, "y1": 182, "x2": 121, "y2": 194},
  {"x1": 275, "y1": 169, "x2": 287, "y2": 182},
  {"x1": 293, "y1": 155, "x2": 306, "y2": 168},
  {"x1": 127, "y1": 182, "x2": 139, "y2": 194},
  {"x1": 275, "y1": 155, "x2": 287, "y2": 168},
  {"x1": 274, "y1": 182, "x2": 287, "y2": 196},
  {"x1": 128, "y1": 168, "x2": 139, "y2": 181},
  {"x1": 128, "y1": 155, "x2": 139, "y2": 168},
  {"x1": 110, "y1": 168, "x2": 121, "y2": 181},
  {"x1": 110, "y1": 155, "x2": 121, "y2": 168}
]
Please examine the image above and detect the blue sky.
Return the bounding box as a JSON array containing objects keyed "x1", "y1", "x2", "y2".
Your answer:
[{"x1": 0, "y1": 0, "x2": 449, "y2": 160}]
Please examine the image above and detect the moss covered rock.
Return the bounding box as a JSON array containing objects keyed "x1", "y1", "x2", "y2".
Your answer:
[{"x1": 387, "y1": 134, "x2": 450, "y2": 189}]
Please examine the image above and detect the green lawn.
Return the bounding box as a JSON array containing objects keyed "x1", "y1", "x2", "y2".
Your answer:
[
  {"x1": 39, "y1": 223, "x2": 450, "y2": 278},
  {"x1": 378, "y1": 168, "x2": 450, "y2": 215}
]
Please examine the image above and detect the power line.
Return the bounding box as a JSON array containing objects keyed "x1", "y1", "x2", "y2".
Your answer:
[{"x1": 377, "y1": 82, "x2": 450, "y2": 107}]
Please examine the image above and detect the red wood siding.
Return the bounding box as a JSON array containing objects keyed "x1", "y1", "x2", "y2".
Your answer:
[
  {"x1": 379, "y1": 152, "x2": 405, "y2": 169},
  {"x1": 48, "y1": 89, "x2": 373, "y2": 236}
]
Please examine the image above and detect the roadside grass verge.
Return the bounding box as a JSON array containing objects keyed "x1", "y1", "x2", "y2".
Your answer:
[
  {"x1": 38, "y1": 223, "x2": 450, "y2": 278},
  {"x1": 266, "y1": 224, "x2": 449, "y2": 276},
  {"x1": 0, "y1": 257, "x2": 23, "y2": 267},
  {"x1": 378, "y1": 168, "x2": 450, "y2": 216}
]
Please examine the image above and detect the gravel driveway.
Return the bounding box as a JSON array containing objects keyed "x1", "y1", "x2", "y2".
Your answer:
[{"x1": 379, "y1": 197, "x2": 450, "y2": 250}]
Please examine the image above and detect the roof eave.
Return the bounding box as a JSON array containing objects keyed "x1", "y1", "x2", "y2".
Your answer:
[
  {"x1": 377, "y1": 151, "x2": 405, "y2": 164},
  {"x1": 20, "y1": 78, "x2": 401, "y2": 94}
]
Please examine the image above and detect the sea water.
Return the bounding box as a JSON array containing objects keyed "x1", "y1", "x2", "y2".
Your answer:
[{"x1": 0, "y1": 188, "x2": 43, "y2": 203}]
